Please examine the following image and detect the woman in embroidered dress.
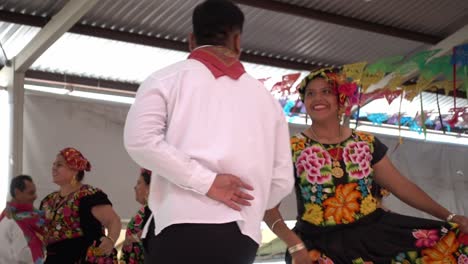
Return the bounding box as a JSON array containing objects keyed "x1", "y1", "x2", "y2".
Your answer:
[
  {"x1": 264, "y1": 68, "x2": 468, "y2": 264},
  {"x1": 40, "y1": 147, "x2": 121, "y2": 264},
  {"x1": 120, "y1": 169, "x2": 152, "y2": 264}
]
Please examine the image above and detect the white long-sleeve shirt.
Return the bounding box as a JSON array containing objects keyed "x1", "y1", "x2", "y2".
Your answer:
[
  {"x1": 124, "y1": 58, "x2": 294, "y2": 244},
  {"x1": 0, "y1": 217, "x2": 34, "y2": 264}
]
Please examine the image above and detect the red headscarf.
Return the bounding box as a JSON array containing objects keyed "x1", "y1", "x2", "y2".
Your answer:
[{"x1": 59, "y1": 147, "x2": 92, "y2": 171}]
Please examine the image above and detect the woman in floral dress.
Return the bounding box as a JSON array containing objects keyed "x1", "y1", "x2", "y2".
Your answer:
[
  {"x1": 120, "y1": 169, "x2": 152, "y2": 264},
  {"x1": 40, "y1": 147, "x2": 121, "y2": 263},
  {"x1": 264, "y1": 68, "x2": 468, "y2": 264}
]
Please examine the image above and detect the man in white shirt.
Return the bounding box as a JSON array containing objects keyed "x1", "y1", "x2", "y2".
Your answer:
[
  {"x1": 0, "y1": 175, "x2": 46, "y2": 264},
  {"x1": 124, "y1": 0, "x2": 294, "y2": 263}
]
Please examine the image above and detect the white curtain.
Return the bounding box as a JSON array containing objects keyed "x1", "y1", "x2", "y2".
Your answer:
[
  {"x1": 23, "y1": 93, "x2": 139, "y2": 219},
  {"x1": 23, "y1": 93, "x2": 467, "y2": 220}
]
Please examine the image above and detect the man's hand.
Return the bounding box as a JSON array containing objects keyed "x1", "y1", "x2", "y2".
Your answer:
[{"x1": 206, "y1": 174, "x2": 254, "y2": 211}]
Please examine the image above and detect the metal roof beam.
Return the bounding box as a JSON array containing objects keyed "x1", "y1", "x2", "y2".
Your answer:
[
  {"x1": 13, "y1": 0, "x2": 99, "y2": 72},
  {"x1": 25, "y1": 70, "x2": 139, "y2": 92},
  {"x1": 233, "y1": 0, "x2": 442, "y2": 44},
  {"x1": 0, "y1": 11, "x2": 319, "y2": 72}
]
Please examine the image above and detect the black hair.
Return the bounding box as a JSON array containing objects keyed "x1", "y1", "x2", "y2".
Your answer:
[
  {"x1": 192, "y1": 0, "x2": 244, "y2": 46},
  {"x1": 10, "y1": 175, "x2": 33, "y2": 198},
  {"x1": 141, "y1": 169, "x2": 151, "y2": 185},
  {"x1": 298, "y1": 68, "x2": 340, "y2": 102},
  {"x1": 76, "y1": 171, "x2": 85, "y2": 182}
]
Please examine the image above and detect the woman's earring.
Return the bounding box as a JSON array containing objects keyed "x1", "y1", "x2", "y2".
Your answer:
[{"x1": 70, "y1": 176, "x2": 77, "y2": 187}]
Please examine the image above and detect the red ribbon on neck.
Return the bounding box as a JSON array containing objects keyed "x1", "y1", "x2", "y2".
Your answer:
[{"x1": 188, "y1": 46, "x2": 245, "y2": 80}]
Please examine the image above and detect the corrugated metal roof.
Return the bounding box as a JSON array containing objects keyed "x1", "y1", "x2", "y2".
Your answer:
[
  {"x1": 275, "y1": 0, "x2": 468, "y2": 36},
  {"x1": 0, "y1": 1, "x2": 466, "y2": 115},
  {"x1": 239, "y1": 6, "x2": 426, "y2": 65},
  {"x1": 0, "y1": 22, "x2": 308, "y2": 83},
  {"x1": 0, "y1": 22, "x2": 37, "y2": 60},
  {"x1": 1, "y1": 0, "x2": 453, "y2": 67}
]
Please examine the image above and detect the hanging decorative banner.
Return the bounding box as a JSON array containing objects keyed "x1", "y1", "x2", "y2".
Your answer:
[
  {"x1": 365, "y1": 55, "x2": 404, "y2": 74},
  {"x1": 395, "y1": 49, "x2": 441, "y2": 75},
  {"x1": 367, "y1": 113, "x2": 389, "y2": 125},
  {"x1": 386, "y1": 73, "x2": 404, "y2": 91},
  {"x1": 420, "y1": 55, "x2": 452, "y2": 80},
  {"x1": 451, "y1": 43, "x2": 468, "y2": 99},
  {"x1": 270, "y1": 72, "x2": 301, "y2": 95},
  {"x1": 446, "y1": 107, "x2": 467, "y2": 127},
  {"x1": 361, "y1": 70, "x2": 385, "y2": 92},
  {"x1": 418, "y1": 93, "x2": 427, "y2": 138},
  {"x1": 383, "y1": 89, "x2": 403, "y2": 105},
  {"x1": 403, "y1": 84, "x2": 419, "y2": 101},
  {"x1": 451, "y1": 43, "x2": 468, "y2": 66},
  {"x1": 458, "y1": 111, "x2": 468, "y2": 128},
  {"x1": 342, "y1": 61, "x2": 367, "y2": 83},
  {"x1": 360, "y1": 89, "x2": 385, "y2": 105},
  {"x1": 263, "y1": 44, "x2": 468, "y2": 136},
  {"x1": 415, "y1": 76, "x2": 434, "y2": 92}
]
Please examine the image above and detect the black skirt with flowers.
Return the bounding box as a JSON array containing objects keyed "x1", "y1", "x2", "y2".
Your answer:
[{"x1": 285, "y1": 209, "x2": 468, "y2": 264}]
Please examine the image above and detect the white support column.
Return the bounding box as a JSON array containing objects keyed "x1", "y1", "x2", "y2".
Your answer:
[
  {"x1": 0, "y1": 0, "x2": 99, "y2": 186},
  {"x1": 0, "y1": 62, "x2": 24, "y2": 180}
]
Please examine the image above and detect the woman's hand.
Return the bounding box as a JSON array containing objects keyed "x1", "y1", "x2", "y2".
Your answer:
[
  {"x1": 291, "y1": 248, "x2": 313, "y2": 264},
  {"x1": 126, "y1": 233, "x2": 141, "y2": 244},
  {"x1": 453, "y1": 215, "x2": 468, "y2": 233},
  {"x1": 98, "y1": 236, "x2": 114, "y2": 255}
]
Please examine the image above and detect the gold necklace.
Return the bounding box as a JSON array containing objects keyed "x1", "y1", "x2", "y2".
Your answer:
[{"x1": 309, "y1": 127, "x2": 344, "y2": 178}]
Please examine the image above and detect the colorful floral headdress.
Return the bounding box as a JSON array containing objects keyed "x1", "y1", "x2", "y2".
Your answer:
[
  {"x1": 297, "y1": 67, "x2": 360, "y2": 116},
  {"x1": 59, "y1": 147, "x2": 92, "y2": 172}
]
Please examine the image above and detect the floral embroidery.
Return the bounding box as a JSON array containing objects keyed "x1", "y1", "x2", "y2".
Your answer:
[
  {"x1": 323, "y1": 183, "x2": 361, "y2": 224},
  {"x1": 86, "y1": 243, "x2": 118, "y2": 264},
  {"x1": 41, "y1": 185, "x2": 100, "y2": 244},
  {"x1": 308, "y1": 250, "x2": 335, "y2": 263},
  {"x1": 291, "y1": 137, "x2": 306, "y2": 153},
  {"x1": 459, "y1": 233, "x2": 468, "y2": 245},
  {"x1": 413, "y1": 229, "x2": 439, "y2": 248},
  {"x1": 296, "y1": 146, "x2": 332, "y2": 184},
  {"x1": 302, "y1": 203, "x2": 324, "y2": 225},
  {"x1": 292, "y1": 131, "x2": 468, "y2": 263},
  {"x1": 359, "y1": 195, "x2": 377, "y2": 215},
  {"x1": 391, "y1": 227, "x2": 467, "y2": 263},
  {"x1": 343, "y1": 141, "x2": 373, "y2": 179},
  {"x1": 354, "y1": 131, "x2": 374, "y2": 143},
  {"x1": 422, "y1": 231, "x2": 459, "y2": 263},
  {"x1": 457, "y1": 254, "x2": 468, "y2": 264},
  {"x1": 120, "y1": 206, "x2": 148, "y2": 263}
]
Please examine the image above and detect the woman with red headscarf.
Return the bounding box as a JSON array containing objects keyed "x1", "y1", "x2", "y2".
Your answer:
[{"x1": 40, "y1": 147, "x2": 121, "y2": 263}]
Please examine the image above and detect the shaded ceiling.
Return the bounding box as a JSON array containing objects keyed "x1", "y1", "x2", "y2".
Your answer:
[{"x1": 1, "y1": 0, "x2": 468, "y2": 91}]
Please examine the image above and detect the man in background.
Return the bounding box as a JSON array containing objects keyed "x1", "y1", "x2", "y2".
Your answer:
[{"x1": 0, "y1": 175, "x2": 46, "y2": 263}]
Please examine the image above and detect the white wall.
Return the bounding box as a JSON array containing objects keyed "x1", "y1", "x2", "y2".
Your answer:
[
  {"x1": 23, "y1": 93, "x2": 139, "y2": 219},
  {"x1": 22, "y1": 93, "x2": 467, "y2": 220}
]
